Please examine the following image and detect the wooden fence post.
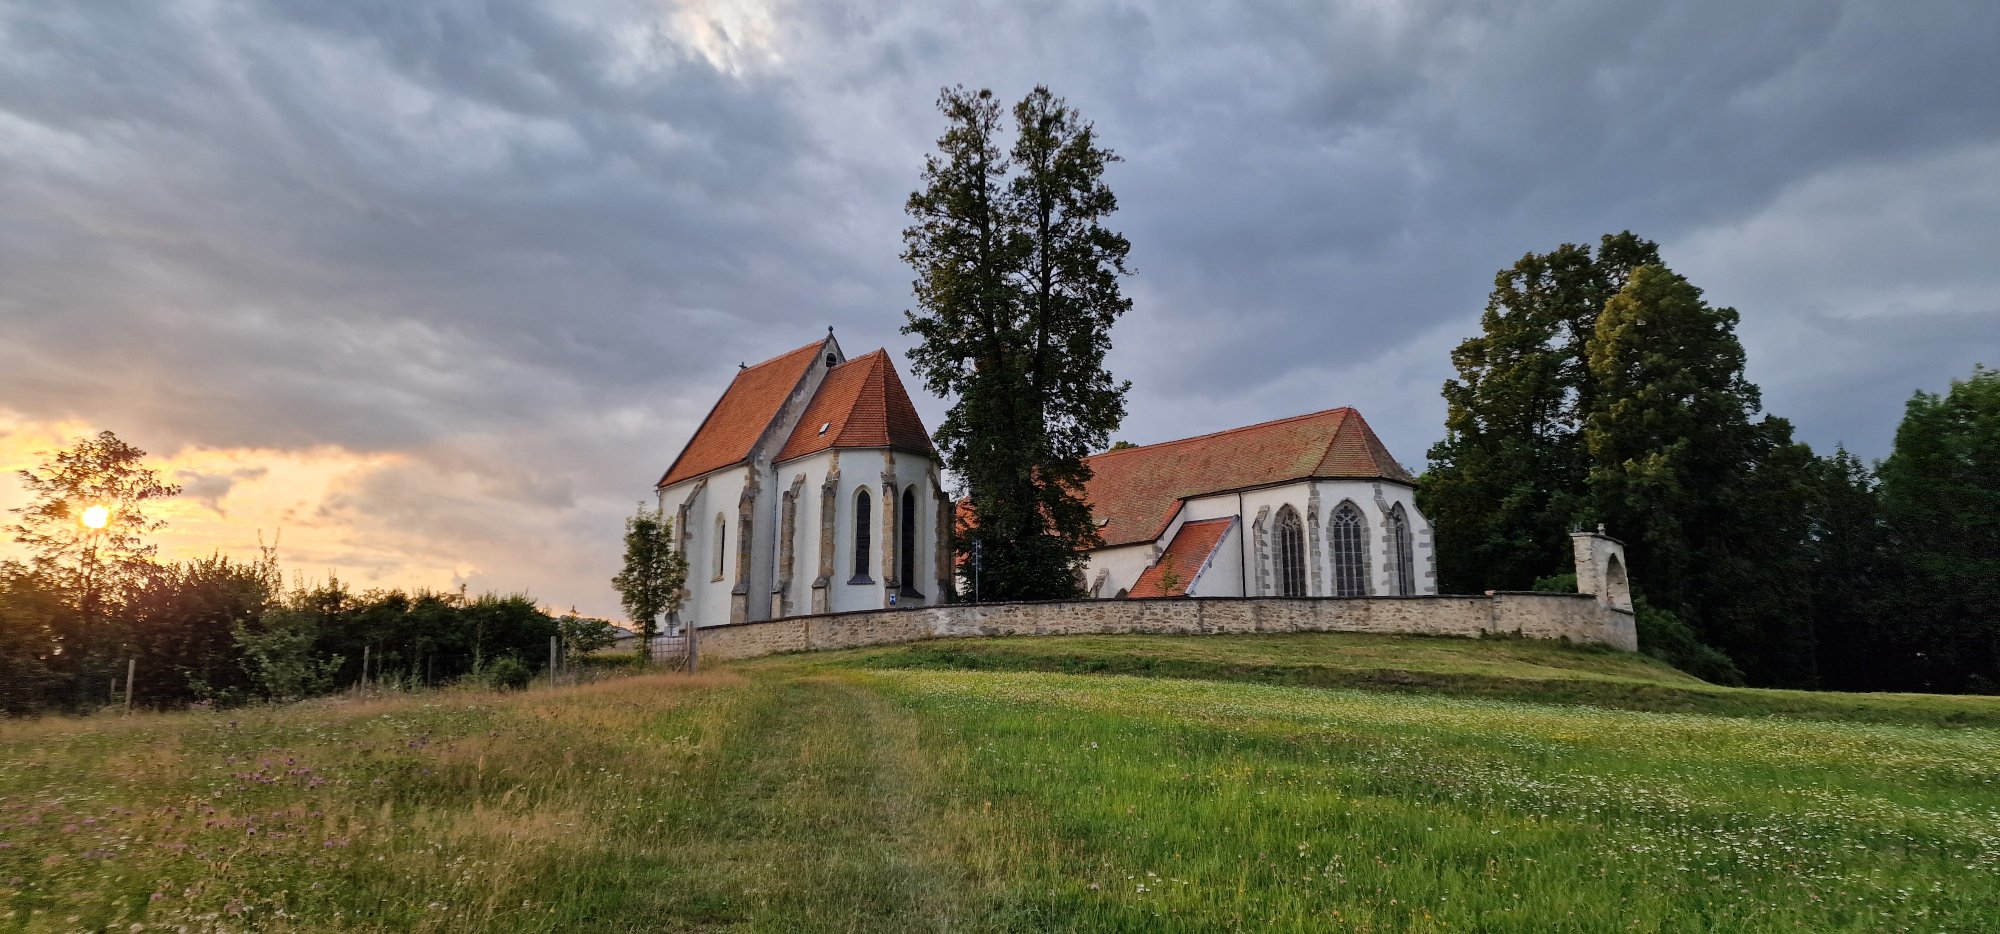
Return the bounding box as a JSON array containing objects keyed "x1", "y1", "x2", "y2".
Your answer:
[
  {"x1": 548, "y1": 635, "x2": 558, "y2": 689},
  {"x1": 124, "y1": 658, "x2": 135, "y2": 713},
  {"x1": 361, "y1": 645, "x2": 370, "y2": 691}
]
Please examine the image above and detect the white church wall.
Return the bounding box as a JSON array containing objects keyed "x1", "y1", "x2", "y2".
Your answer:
[
  {"x1": 1085, "y1": 543, "x2": 1156, "y2": 598},
  {"x1": 813, "y1": 450, "x2": 943, "y2": 615},
  {"x1": 1356, "y1": 481, "x2": 1435, "y2": 597},
  {"x1": 659, "y1": 465, "x2": 750, "y2": 630}
]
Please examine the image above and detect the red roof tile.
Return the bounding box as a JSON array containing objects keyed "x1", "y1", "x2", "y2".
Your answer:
[
  {"x1": 1083, "y1": 408, "x2": 1412, "y2": 548},
  {"x1": 658, "y1": 341, "x2": 826, "y2": 488},
  {"x1": 1128, "y1": 517, "x2": 1235, "y2": 598},
  {"x1": 775, "y1": 350, "x2": 936, "y2": 463}
]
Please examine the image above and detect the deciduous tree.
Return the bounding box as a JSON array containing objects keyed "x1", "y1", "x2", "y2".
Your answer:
[{"x1": 611, "y1": 502, "x2": 685, "y2": 653}]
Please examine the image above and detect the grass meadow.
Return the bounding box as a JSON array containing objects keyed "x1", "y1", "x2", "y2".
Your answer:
[{"x1": 4, "y1": 633, "x2": 1997, "y2": 931}]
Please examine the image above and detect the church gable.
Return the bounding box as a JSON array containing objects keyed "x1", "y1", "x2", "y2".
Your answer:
[
  {"x1": 657, "y1": 340, "x2": 829, "y2": 488},
  {"x1": 1082, "y1": 408, "x2": 1412, "y2": 549},
  {"x1": 775, "y1": 350, "x2": 936, "y2": 463}
]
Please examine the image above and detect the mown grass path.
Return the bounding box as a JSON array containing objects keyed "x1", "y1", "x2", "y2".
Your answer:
[{"x1": 5, "y1": 633, "x2": 1998, "y2": 932}]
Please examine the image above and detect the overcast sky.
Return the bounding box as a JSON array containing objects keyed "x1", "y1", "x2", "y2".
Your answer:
[{"x1": 4, "y1": 0, "x2": 1996, "y2": 619}]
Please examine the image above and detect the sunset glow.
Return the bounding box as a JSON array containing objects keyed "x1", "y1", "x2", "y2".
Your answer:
[{"x1": 79, "y1": 504, "x2": 109, "y2": 530}]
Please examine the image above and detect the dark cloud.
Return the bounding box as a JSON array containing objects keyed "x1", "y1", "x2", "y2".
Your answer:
[{"x1": 2, "y1": 0, "x2": 1995, "y2": 615}]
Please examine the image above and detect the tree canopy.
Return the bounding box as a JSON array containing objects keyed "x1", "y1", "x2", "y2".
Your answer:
[{"x1": 902, "y1": 85, "x2": 1132, "y2": 600}]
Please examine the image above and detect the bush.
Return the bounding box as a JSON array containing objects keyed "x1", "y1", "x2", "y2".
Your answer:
[
  {"x1": 1633, "y1": 598, "x2": 1745, "y2": 686},
  {"x1": 483, "y1": 656, "x2": 533, "y2": 691},
  {"x1": 1536, "y1": 573, "x2": 1743, "y2": 685}
]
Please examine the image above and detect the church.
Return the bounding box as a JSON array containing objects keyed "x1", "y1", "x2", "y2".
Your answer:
[
  {"x1": 657, "y1": 332, "x2": 1435, "y2": 630},
  {"x1": 656, "y1": 331, "x2": 953, "y2": 628}
]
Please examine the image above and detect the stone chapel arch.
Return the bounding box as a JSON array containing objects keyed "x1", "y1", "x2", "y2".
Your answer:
[{"x1": 1603, "y1": 553, "x2": 1632, "y2": 611}]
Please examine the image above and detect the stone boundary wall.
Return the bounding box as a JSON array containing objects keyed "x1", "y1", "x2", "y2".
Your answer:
[{"x1": 694, "y1": 593, "x2": 1639, "y2": 663}]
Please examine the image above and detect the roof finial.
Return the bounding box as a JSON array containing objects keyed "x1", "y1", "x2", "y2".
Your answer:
[
  {"x1": 827, "y1": 324, "x2": 835, "y2": 337},
  {"x1": 738, "y1": 361, "x2": 746, "y2": 370}
]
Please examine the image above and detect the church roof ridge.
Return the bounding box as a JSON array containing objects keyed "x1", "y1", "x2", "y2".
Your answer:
[
  {"x1": 1079, "y1": 406, "x2": 1413, "y2": 549},
  {"x1": 1091, "y1": 407, "x2": 1360, "y2": 461}
]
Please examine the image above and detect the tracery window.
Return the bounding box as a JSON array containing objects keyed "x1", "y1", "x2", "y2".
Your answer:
[
  {"x1": 1329, "y1": 501, "x2": 1368, "y2": 596},
  {"x1": 851, "y1": 488, "x2": 873, "y2": 582},
  {"x1": 1389, "y1": 503, "x2": 1415, "y2": 596},
  {"x1": 1274, "y1": 505, "x2": 1307, "y2": 597}
]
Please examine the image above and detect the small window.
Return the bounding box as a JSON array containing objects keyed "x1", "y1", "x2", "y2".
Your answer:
[
  {"x1": 713, "y1": 514, "x2": 728, "y2": 581},
  {"x1": 851, "y1": 488, "x2": 873, "y2": 582}
]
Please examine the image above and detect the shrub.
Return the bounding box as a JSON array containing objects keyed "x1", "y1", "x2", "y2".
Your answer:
[{"x1": 483, "y1": 656, "x2": 532, "y2": 691}]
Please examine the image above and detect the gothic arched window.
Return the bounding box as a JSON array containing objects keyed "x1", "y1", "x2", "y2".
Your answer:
[
  {"x1": 713, "y1": 514, "x2": 727, "y2": 581},
  {"x1": 899, "y1": 485, "x2": 920, "y2": 596},
  {"x1": 1274, "y1": 505, "x2": 1307, "y2": 597},
  {"x1": 1329, "y1": 501, "x2": 1368, "y2": 596},
  {"x1": 851, "y1": 488, "x2": 873, "y2": 582},
  {"x1": 1388, "y1": 503, "x2": 1415, "y2": 596}
]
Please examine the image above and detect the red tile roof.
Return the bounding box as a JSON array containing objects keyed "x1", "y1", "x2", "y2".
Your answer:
[
  {"x1": 657, "y1": 340, "x2": 827, "y2": 488},
  {"x1": 776, "y1": 350, "x2": 936, "y2": 463},
  {"x1": 1083, "y1": 408, "x2": 1412, "y2": 548},
  {"x1": 1127, "y1": 517, "x2": 1235, "y2": 598}
]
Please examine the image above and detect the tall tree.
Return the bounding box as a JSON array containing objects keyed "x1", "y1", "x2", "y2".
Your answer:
[
  {"x1": 1422, "y1": 233, "x2": 1660, "y2": 592},
  {"x1": 7, "y1": 430, "x2": 180, "y2": 704},
  {"x1": 1805, "y1": 448, "x2": 1887, "y2": 690},
  {"x1": 1872, "y1": 366, "x2": 2000, "y2": 692},
  {"x1": 611, "y1": 502, "x2": 686, "y2": 655},
  {"x1": 903, "y1": 85, "x2": 1132, "y2": 600},
  {"x1": 1583, "y1": 264, "x2": 1820, "y2": 685}
]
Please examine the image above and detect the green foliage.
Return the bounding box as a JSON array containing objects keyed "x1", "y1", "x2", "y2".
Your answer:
[
  {"x1": 8, "y1": 430, "x2": 181, "y2": 590},
  {"x1": 1872, "y1": 366, "x2": 2000, "y2": 692},
  {"x1": 1422, "y1": 234, "x2": 1659, "y2": 593},
  {"x1": 0, "y1": 563, "x2": 67, "y2": 715},
  {"x1": 611, "y1": 501, "x2": 685, "y2": 644},
  {"x1": 902, "y1": 85, "x2": 1132, "y2": 600},
  {"x1": 4, "y1": 430, "x2": 182, "y2": 708},
  {"x1": 1628, "y1": 597, "x2": 1746, "y2": 686},
  {"x1": 1584, "y1": 264, "x2": 1821, "y2": 685},
  {"x1": 233, "y1": 600, "x2": 345, "y2": 702},
  {"x1": 1423, "y1": 237, "x2": 1824, "y2": 687},
  {"x1": 557, "y1": 609, "x2": 620, "y2": 656},
  {"x1": 1804, "y1": 448, "x2": 1887, "y2": 689},
  {"x1": 482, "y1": 656, "x2": 532, "y2": 691},
  {"x1": 125, "y1": 551, "x2": 280, "y2": 705}
]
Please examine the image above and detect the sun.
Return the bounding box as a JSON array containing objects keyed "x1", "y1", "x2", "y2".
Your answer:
[{"x1": 80, "y1": 504, "x2": 110, "y2": 530}]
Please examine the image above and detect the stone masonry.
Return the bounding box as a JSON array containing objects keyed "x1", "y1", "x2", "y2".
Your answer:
[{"x1": 693, "y1": 590, "x2": 1638, "y2": 663}]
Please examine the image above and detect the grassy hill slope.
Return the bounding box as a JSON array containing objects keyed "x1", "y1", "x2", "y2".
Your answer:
[{"x1": 4, "y1": 633, "x2": 1996, "y2": 932}]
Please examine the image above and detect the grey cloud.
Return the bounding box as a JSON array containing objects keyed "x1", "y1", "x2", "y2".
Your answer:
[{"x1": 3, "y1": 0, "x2": 1995, "y2": 616}]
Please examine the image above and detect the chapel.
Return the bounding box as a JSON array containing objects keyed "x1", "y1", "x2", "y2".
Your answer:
[{"x1": 655, "y1": 331, "x2": 951, "y2": 629}]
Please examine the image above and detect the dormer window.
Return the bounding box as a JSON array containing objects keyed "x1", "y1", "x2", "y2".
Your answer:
[
  {"x1": 818, "y1": 422, "x2": 830, "y2": 436},
  {"x1": 825, "y1": 352, "x2": 837, "y2": 368}
]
